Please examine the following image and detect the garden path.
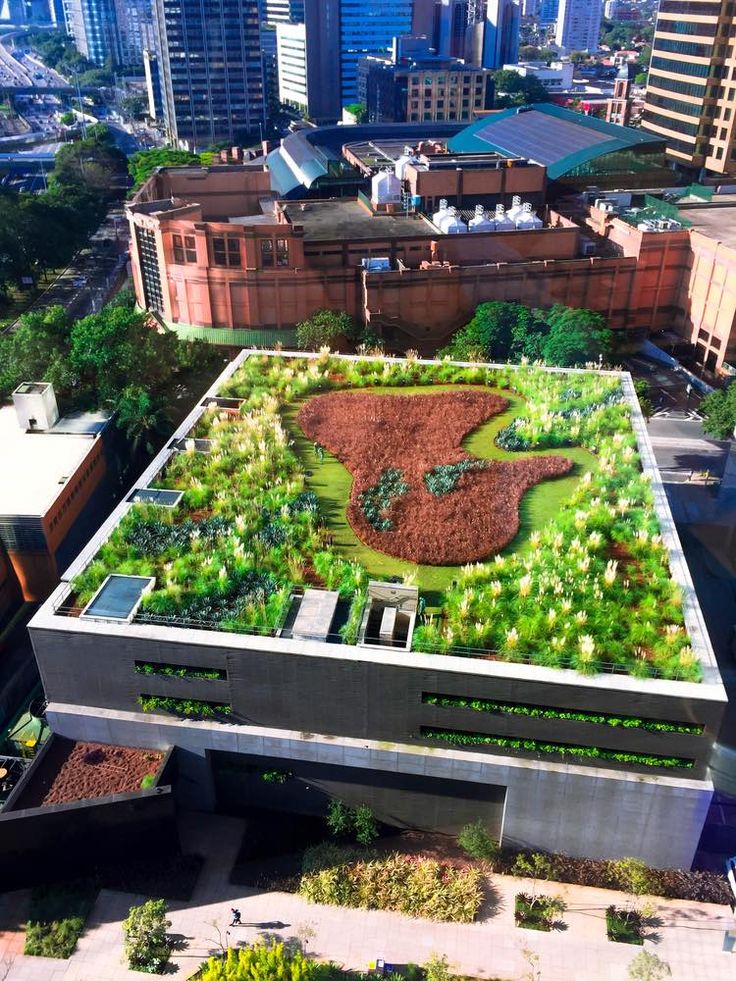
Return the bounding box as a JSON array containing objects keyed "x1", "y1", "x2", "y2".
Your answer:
[{"x1": 3, "y1": 813, "x2": 735, "y2": 981}]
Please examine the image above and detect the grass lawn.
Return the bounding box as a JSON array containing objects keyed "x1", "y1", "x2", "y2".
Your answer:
[{"x1": 283, "y1": 385, "x2": 596, "y2": 604}]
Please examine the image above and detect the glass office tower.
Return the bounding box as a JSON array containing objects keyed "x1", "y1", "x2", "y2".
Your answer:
[
  {"x1": 338, "y1": 0, "x2": 414, "y2": 104},
  {"x1": 154, "y1": 0, "x2": 265, "y2": 150}
]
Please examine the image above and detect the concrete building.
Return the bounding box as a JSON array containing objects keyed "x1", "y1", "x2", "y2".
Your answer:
[
  {"x1": 539, "y1": 0, "x2": 558, "y2": 26},
  {"x1": 0, "y1": 384, "x2": 114, "y2": 605},
  {"x1": 358, "y1": 42, "x2": 493, "y2": 124},
  {"x1": 27, "y1": 349, "x2": 727, "y2": 868},
  {"x1": 276, "y1": 22, "x2": 308, "y2": 113},
  {"x1": 502, "y1": 59, "x2": 574, "y2": 92},
  {"x1": 642, "y1": 0, "x2": 736, "y2": 176},
  {"x1": 153, "y1": 0, "x2": 264, "y2": 150},
  {"x1": 555, "y1": 0, "x2": 602, "y2": 53}
]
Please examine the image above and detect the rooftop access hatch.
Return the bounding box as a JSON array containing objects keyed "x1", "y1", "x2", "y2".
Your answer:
[
  {"x1": 80, "y1": 575, "x2": 155, "y2": 623},
  {"x1": 127, "y1": 488, "x2": 184, "y2": 508}
]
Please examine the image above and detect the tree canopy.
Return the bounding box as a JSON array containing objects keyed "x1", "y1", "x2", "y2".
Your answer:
[
  {"x1": 492, "y1": 70, "x2": 551, "y2": 108},
  {"x1": 295, "y1": 309, "x2": 359, "y2": 350},
  {"x1": 0, "y1": 293, "x2": 223, "y2": 446},
  {"x1": 441, "y1": 301, "x2": 614, "y2": 368},
  {"x1": 700, "y1": 384, "x2": 736, "y2": 439}
]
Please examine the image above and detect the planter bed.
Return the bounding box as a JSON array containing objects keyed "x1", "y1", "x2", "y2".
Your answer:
[{"x1": 606, "y1": 905, "x2": 645, "y2": 944}]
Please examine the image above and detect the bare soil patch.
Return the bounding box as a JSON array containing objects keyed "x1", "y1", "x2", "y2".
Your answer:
[
  {"x1": 298, "y1": 389, "x2": 572, "y2": 565},
  {"x1": 18, "y1": 739, "x2": 163, "y2": 808}
]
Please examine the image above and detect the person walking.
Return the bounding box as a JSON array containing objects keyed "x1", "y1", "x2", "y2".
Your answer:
[{"x1": 230, "y1": 908, "x2": 242, "y2": 926}]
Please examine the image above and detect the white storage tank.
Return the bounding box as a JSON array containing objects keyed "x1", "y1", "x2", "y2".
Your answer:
[
  {"x1": 394, "y1": 146, "x2": 418, "y2": 179},
  {"x1": 469, "y1": 204, "x2": 495, "y2": 232},
  {"x1": 493, "y1": 204, "x2": 514, "y2": 232},
  {"x1": 515, "y1": 202, "x2": 543, "y2": 229},
  {"x1": 439, "y1": 206, "x2": 468, "y2": 234},
  {"x1": 506, "y1": 194, "x2": 524, "y2": 222},
  {"x1": 433, "y1": 198, "x2": 449, "y2": 226},
  {"x1": 372, "y1": 169, "x2": 402, "y2": 206}
]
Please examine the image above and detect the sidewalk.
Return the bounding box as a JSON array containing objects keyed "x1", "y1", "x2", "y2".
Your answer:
[{"x1": 4, "y1": 813, "x2": 735, "y2": 981}]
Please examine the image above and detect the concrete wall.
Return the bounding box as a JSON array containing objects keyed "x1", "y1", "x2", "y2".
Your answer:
[
  {"x1": 45, "y1": 702, "x2": 714, "y2": 869},
  {"x1": 0, "y1": 736, "x2": 178, "y2": 890},
  {"x1": 29, "y1": 618, "x2": 724, "y2": 782}
]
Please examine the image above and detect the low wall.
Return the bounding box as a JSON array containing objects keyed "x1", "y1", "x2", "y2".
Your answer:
[{"x1": 0, "y1": 737, "x2": 179, "y2": 890}]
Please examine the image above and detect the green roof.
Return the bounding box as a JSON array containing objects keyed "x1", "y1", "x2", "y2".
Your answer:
[
  {"x1": 448, "y1": 104, "x2": 665, "y2": 180},
  {"x1": 165, "y1": 322, "x2": 298, "y2": 348}
]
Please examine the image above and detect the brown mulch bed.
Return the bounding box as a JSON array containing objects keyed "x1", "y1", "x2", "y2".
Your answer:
[
  {"x1": 298, "y1": 389, "x2": 573, "y2": 565},
  {"x1": 17, "y1": 739, "x2": 163, "y2": 808}
]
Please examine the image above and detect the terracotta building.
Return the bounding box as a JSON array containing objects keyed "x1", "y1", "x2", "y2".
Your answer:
[
  {"x1": 127, "y1": 150, "x2": 736, "y2": 370},
  {"x1": 0, "y1": 384, "x2": 115, "y2": 606}
]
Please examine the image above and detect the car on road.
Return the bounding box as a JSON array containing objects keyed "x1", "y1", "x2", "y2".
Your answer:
[{"x1": 72, "y1": 276, "x2": 88, "y2": 288}]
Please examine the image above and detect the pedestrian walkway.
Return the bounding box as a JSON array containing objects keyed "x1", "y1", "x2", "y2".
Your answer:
[{"x1": 4, "y1": 813, "x2": 735, "y2": 981}]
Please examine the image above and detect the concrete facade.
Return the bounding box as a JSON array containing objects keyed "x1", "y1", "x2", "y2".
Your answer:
[{"x1": 26, "y1": 351, "x2": 729, "y2": 869}]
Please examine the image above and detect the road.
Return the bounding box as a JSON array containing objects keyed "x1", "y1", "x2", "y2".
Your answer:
[{"x1": 2, "y1": 205, "x2": 130, "y2": 334}]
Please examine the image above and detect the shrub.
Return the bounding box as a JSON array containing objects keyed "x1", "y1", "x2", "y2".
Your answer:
[
  {"x1": 23, "y1": 882, "x2": 97, "y2": 958},
  {"x1": 325, "y1": 800, "x2": 379, "y2": 845},
  {"x1": 457, "y1": 819, "x2": 498, "y2": 862},
  {"x1": 298, "y1": 854, "x2": 483, "y2": 923},
  {"x1": 352, "y1": 804, "x2": 379, "y2": 846},
  {"x1": 628, "y1": 949, "x2": 671, "y2": 980},
  {"x1": 514, "y1": 892, "x2": 566, "y2": 931},
  {"x1": 140, "y1": 773, "x2": 156, "y2": 789},
  {"x1": 326, "y1": 799, "x2": 353, "y2": 837},
  {"x1": 424, "y1": 953, "x2": 454, "y2": 981},
  {"x1": 122, "y1": 899, "x2": 171, "y2": 974},
  {"x1": 606, "y1": 905, "x2": 644, "y2": 945},
  {"x1": 608, "y1": 857, "x2": 654, "y2": 910},
  {"x1": 198, "y1": 940, "x2": 313, "y2": 981},
  {"x1": 24, "y1": 916, "x2": 86, "y2": 959}
]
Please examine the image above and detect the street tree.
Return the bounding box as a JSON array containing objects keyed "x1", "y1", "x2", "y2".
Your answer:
[
  {"x1": 295, "y1": 309, "x2": 358, "y2": 350},
  {"x1": 701, "y1": 385, "x2": 736, "y2": 439}
]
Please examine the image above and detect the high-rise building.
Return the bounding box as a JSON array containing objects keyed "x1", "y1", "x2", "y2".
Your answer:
[
  {"x1": 539, "y1": 0, "x2": 558, "y2": 26},
  {"x1": 338, "y1": 0, "x2": 414, "y2": 104},
  {"x1": 294, "y1": 0, "x2": 413, "y2": 117},
  {"x1": 115, "y1": 0, "x2": 156, "y2": 64},
  {"x1": 63, "y1": 0, "x2": 122, "y2": 64},
  {"x1": 277, "y1": 21, "x2": 308, "y2": 111},
  {"x1": 641, "y1": 0, "x2": 736, "y2": 176},
  {"x1": 464, "y1": 0, "x2": 521, "y2": 69},
  {"x1": 154, "y1": 0, "x2": 265, "y2": 150},
  {"x1": 435, "y1": 1, "x2": 470, "y2": 59},
  {"x1": 261, "y1": 0, "x2": 304, "y2": 25},
  {"x1": 555, "y1": 0, "x2": 601, "y2": 53}
]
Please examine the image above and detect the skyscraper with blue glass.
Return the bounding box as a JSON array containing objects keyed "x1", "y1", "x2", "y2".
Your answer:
[{"x1": 338, "y1": 0, "x2": 414, "y2": 104}]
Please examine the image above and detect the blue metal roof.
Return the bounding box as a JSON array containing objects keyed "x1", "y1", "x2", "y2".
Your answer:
[{"x1": 448, "y1": 104, "x2": 665, "y2": 179}]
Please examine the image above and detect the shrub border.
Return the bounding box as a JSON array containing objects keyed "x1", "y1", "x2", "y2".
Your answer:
[
  {"x1": 419, "y1": 726, "x2": 695, "y2": 769},
  {"x1": 422, "y1": 693, "x2": 703, "y2": 735}
]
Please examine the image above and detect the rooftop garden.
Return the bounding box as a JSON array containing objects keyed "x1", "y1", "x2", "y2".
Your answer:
[{"x1": 69, "y1": 352, "x2": 698, "y2": 681}]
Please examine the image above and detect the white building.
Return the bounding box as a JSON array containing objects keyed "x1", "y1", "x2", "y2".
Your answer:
[
  {"x1": 277, "y1": 21, "x2": 308, "y2": 111},
  {"x1": 555, "y1": 0, "x2": 602, "y2": 53},
  {"x1": 503, "y1": 60, "x2": 574, "y2": 91}
]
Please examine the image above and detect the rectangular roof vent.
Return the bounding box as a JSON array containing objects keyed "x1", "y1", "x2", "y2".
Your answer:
[
  {"x1": 81, "y1": 575, "x2": 155, "y2": 622},
  {"x1": 127, "y1": 488, "x2": 184, "y2": 508}
]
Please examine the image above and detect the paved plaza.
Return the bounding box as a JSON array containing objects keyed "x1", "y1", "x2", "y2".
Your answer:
[{"x1": 2, "y1": 813, "x2": 735, "y2": 981}]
